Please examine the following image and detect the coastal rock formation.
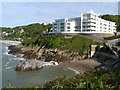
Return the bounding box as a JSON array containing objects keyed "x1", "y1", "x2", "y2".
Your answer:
[
  {"x1": 8, "y1": 45, "x2": 23, "y2": 55},
  {"x1": 16, "y1": 60, "x2": 43, "y2": 71},
  {"x1": 8, "y1": 45, "x2": 74, "y2": 62},
  {"x1": 8, "y1": 45, "x2": 91, "y2": 64}
]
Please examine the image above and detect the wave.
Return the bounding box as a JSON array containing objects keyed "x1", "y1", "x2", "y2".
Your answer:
[
  {"x1": 5, "y1": 62, "x2": 10, "y2": 67},
  {"x1": 2, "y1": 42, "x2": 26, "y2": 62},
  {"x1": 2, "y1": 46, "x2": 9, "y2": 55},
  {"x1": 67, "y1": 67, "x2": 80, "y2": 74},
  {"x1": 42, "y1": 61, "x2": 59, "y2": 67},
  {"x1": 5, "y1": 66, "x2": 15, "y2": 70},
  {"x1": 13, "y1": 56, "x2": 26, "y2": 61}
]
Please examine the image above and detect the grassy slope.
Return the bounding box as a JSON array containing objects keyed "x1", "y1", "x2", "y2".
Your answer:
[{"x1": 22, "y1": 35, "x2": 103, "y2": 55}]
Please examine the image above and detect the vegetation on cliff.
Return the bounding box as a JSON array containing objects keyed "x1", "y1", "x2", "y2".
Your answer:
[
  {"x1": 21, "y1": 34, "x2": 103, "y2": 55},
  {"x1": 44, "y1": 68, "x2": 120, "y2": 88},
  {"x1": 1, "y1": 23, "x2": 52, "y2": 39}
]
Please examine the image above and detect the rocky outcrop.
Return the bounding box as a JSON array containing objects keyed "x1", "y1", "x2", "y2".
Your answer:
[
  {"x1": 16, "y1": 60, "x2": 43, "y2": 72},
  {"x1": 8, "y1": 45, "x2": 23, "y2": 55},
  {"x1": 8, "y1": 45, "x2": 87, "y2": 62}
]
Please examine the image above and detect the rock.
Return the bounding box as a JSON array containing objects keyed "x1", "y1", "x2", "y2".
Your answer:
[
  {"x1": 8, "y1": 45, "x2": 23, "y2": 55},
  {"x1": 33, "y1": 46, "x2": 41, "y2": 53},
  {"x1": 16, "y1": 60, "x2": 43, "y2": 72}
]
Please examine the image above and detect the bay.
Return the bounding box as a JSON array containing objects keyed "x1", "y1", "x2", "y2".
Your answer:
[{"x1": 1, "y1": 42, "x2": 76, "y2": 88}]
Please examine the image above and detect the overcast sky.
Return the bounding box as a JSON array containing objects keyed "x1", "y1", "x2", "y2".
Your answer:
[{"x1": 1, "y1": 2, "x2": 119, "y2": 28}]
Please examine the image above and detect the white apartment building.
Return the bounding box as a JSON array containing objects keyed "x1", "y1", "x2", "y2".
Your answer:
[{"x1": 50, "y1": 11, "x2": 116, "y2": 34}]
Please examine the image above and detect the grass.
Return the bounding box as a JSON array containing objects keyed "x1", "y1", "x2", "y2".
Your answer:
[
  {"x1": 21, "y1": 34, "x2": 103, "y2": 56},
  {"x1": 49, "y1": 35, "x2": 103, "y2": 55}
]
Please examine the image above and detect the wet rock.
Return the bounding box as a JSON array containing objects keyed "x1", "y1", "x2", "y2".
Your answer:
[
  {"x1": 9, "y1": 45, "x2": 87, "y2": 62},
  {"x1": 16, "y1": 60, "x2": 43, "y2": 72},
  {"x1": 22, "y1": 50, "x2": 38, "y2": 59},
  {"x1": 8, "y1": 45, "x2": 23, "y2": 55}
]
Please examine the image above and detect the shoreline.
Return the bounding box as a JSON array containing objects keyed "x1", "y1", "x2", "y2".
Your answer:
[
  {"x1": 4, "y1": 42, "x2": 102, "y2": 74},
  {"x1": 59, "y1": 59, "x2": 102, "y2": 74},
  {"x1": 0, "y1": 40, "x2": 21, "y2": 45}
]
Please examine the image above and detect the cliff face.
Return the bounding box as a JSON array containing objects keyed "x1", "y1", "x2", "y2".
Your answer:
[{"x1": 8, "y1": 45, "x2": 88, "y2": 62}]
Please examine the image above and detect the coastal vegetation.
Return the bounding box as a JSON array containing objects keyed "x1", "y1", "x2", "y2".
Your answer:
[
  {"x1": 2, "y1": 15, "x2": 120, "y2": 89},
  {"x1": 21, "y1": 34, "x2": 103, "y2": 55},
  {"x1": 1, "y1": 23, "x2": 52, "y2": 40}
]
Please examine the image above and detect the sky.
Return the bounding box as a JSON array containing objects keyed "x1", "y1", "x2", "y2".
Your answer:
[{"x1": 1, "y1": 2, "x2": 119, "y2": 28}]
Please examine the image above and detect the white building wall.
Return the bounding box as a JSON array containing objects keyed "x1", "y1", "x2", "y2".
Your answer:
[{"x1": 51, "y1": 11, "x2": 116, "y2": 34}]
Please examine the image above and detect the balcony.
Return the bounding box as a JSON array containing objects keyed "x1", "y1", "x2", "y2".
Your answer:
[
  {"x1": 83, "y1": 27, "x2": 96, "y2": 30},
  {"x1": 82, "y1": 23, "x2": 96, "y2": 26}
]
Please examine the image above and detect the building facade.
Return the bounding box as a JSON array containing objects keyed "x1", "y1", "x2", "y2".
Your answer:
[{"x1": 50, "y1": 11, "x2": 116, "y2": 34}]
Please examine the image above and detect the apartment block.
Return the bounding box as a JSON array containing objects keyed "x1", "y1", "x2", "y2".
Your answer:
[{"x1": 50, "y1": 11, "x2": 116, "y2": 34}]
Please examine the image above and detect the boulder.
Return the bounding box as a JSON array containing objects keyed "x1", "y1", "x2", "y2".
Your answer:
[{"x1": 16, "y1": 60, "x2": 43, "y2": 72}]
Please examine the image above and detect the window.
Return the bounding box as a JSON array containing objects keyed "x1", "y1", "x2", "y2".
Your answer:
[
  {"x1": 87, "y1": 14, "x2": 90, "y2": 18},
  {"x1": 67, "y1": 27, "x2": 70, "y2": 29},
  {"x1": 61, "y1": 27, "x2": 64, "y2": 29},
  {"x1": 54, "y1": 27, "x2": 57, "y2": 29},
  {"x1": 75, "y1": 26, "x2": 81, "y2": 29},
  {"x1": 75, "y1": 30, "x2": 81, "y2": 31},
  {"x1": 61, "y1": 23, "x2": 64, "y2": 25},
  {"x1": 67, "y1": 30, "x2": 70, "y2": 32},
  {"x1": 67, "y1": 23, "x2": 70, "y2": 25},
  {"x1": 104, "y1": 24, "x2": 106, "y2": 26},
  {"x1": 83, "y1": 22, "x2": 85, "y2": 24},
  {"x1": 54, "y1": 24, "x2": 57, "y2": 25},
  {"x1": 54, "y1": 30, "x2": 57, "y2": 32},
  {"x1": 87, "y1": 30, "x2": 90, "y2": 31},
  {"x1": 61, "y1": 30, "x2": 64, "y2": 32}
]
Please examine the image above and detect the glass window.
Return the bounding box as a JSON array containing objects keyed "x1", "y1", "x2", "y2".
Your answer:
[
  {"x1": 61, "y1": 30, "x2": 64, "y2": 31},
  {"x1": 67, "y1": 30, "x2": 70, "y2": 31},
  {"x1": 54, "y1": 23, "x2": 57, "y2": 25},
  {"x1": 61, "y1": 23, "x2": 64, "y2": 25},
  {"x1": 61, "y1": 27, "x2": 64, "y2": 29},
  {"x1": 67, "y1": 27, "x2": 70, "y2": 29},
  {"x1": 67, "y1": 23, "x2": 70, "y2": 25}
]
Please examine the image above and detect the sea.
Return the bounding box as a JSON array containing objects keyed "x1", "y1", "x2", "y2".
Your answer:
[{"x1": 1, "y1": 42, "x2": 76, "y2": 88}]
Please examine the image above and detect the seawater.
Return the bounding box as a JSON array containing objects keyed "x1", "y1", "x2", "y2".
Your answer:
[{"x1": 1, "y1": 42, "x2": 76, "y2": 88}]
